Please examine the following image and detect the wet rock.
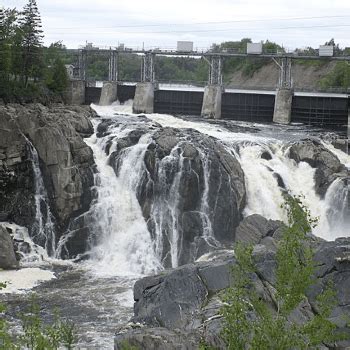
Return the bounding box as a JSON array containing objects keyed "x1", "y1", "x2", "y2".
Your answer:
[
  {"x1": 261, "y1": 151, "x2": 272, "y2": 160},
  {"x1": 137, "y1": 127, "x2": 246, "y2": 266},
  {"x1": 288, "y1": 139, "x2": 349, "y2": 197},
  {"x1": 0, "y1": 225, "x2": 19, "y2": 269},
  {"x1": 133, "y1": 264, "x2": 208, "y2": 329}
]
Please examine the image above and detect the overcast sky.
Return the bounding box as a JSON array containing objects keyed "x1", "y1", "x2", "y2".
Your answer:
[{"x1": 3, "y1": 0, "x2": 350, "y2": 50}]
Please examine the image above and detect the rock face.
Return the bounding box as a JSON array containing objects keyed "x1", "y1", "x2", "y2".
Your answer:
[
  {"x1": 0, "y1": 225, "x2": 19, "y2": 269},
  {"x1": 234, "y1": 214, "x2": 282, "y2": 244},
  {"x1": 0, "y1": 104, "x2": 95, "y2": 258},
  {"x1": 99, "y1": 117, "x2": 246, "y2": 267},
  {"x1": 115, "y1": 224, "x2": 350, "y2": 349},
  {"x1": 288, "y1": 139, "x2": 349, "y2": 197}
]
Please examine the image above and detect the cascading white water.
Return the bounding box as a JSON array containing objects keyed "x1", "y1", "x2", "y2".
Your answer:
[
  {"x1": 151, "y1": 145, "x2": 184, "y2": 268},
  {"x1": 26, "y1": 139, "x2": 56, "y2": 255},
  {"x1": 237, "y1": 142, "x2": 348, "y2": 240},
  {"x1": 83, "y1": 120, "x2": 161, "y2": 277},
  {"x1": 198, "y1": 147, "x2": 214, "y2": 239},
  {"x1": 136, "y1": 111, "x2": 350, "y2": 241}
]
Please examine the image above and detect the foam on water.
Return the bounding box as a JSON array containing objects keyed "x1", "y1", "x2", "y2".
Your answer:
[{"x1": 0, "y1": 268, "x2": 55, "y2": 294}]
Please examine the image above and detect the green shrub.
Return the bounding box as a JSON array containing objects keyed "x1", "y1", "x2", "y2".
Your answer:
[
  {"x1": 0, "y1": 286, "x2": 76, "y2": 349},
  {"x1": 19, "y1": 295, "x2": 77, "y2": 350}
]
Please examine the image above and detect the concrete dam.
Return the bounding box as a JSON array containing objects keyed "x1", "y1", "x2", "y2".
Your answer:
[
  {"x1": 83, "y1": 84, "x2": 349, "y2": 129},
  {"x1": 67, "y1": 48, "x2": 350, "y2": 130}
]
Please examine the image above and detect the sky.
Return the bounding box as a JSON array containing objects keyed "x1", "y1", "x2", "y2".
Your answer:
[{"x1": 2, "y1": 0, "x2": 350, "y2": 50}]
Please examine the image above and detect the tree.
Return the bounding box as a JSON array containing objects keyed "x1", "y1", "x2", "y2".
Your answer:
[
  {"x1": 47, "y1": 57, "x2": 69, "y2": 94},
  {"x1": 221, "y1": 195, "x2": 346, "y2": 350},
  {"x1": 18, "y1": 0, "x2": 44, "y2": 85}
]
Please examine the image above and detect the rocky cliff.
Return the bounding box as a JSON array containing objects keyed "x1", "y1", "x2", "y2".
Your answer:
[{"x1": 0, "y1": 104, "x2": 96, "y2": 260}]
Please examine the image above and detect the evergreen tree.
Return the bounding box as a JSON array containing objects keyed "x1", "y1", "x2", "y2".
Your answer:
[
  {"x1": 0, "y1": 8, "x2": 16, "y2": 96},
  {"x1": 19, "y1": 0, "x2": 44, "y2": 85}
]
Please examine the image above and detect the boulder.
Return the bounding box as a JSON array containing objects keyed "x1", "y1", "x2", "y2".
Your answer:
[
  {"x1": 133, "y1": 264, "x2": 208, "y2": 330},
  {"x1": 0, "y1": 226, "x2": 19, "y2": 269},
  {"x1": 115, "y1": 326, "x2": 199, "y2": 350},
  {"x1": 234, "y1": 214, "x2": 283, "y2": 244}
]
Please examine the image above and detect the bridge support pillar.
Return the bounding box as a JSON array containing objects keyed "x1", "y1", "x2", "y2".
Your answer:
[
  {"x1": 273, "y1": 88, "x2": 293, "y2": 124},
  {"x1": 99, "y1": 81, "x2": 118, "y2": 106},
  {"x1": 201, "y1": 85, "x2": 222, "y2": 119},
  {"x1": 133, "y1": 82, "x2": 155, "y2": 114},
  {"x1": 348, "y1": 98, "x2": 350, "y2": 139},
  {"x1": 65, "y1": 80, "x2": 85, "y2": 105}
]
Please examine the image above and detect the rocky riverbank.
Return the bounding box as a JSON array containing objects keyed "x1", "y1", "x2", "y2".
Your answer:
[{"x1": 115, "y1": 214, "x2": 350, "y2": 350}]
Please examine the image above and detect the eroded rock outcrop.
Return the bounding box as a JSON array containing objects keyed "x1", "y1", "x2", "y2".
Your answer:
[{"x1": 0, "y1": 104, "x2": 96, "y2": 258}]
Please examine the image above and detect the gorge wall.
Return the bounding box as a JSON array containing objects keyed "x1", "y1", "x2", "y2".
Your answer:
[{"x1": 0, "y1": 104, "x2": 96, "y2": 260}]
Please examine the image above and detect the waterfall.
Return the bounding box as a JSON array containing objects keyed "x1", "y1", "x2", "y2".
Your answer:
[
  {"x1": 151, "y1": 144, "x2": 185, "y2": 268},
  {"x1": 83, "y1": 121, "x2": 161, "y2": 277},
  {"x1": 25, "y1": 138, "x2": 57, "y2": 256},
  {"x1": 142, "y1": 111, "x2": 350, "y2": 241}
]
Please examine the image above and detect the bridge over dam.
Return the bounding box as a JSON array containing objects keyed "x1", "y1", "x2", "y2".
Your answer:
[{"x1": 66, "y1": 48, "x2": 350, "y2": 131}]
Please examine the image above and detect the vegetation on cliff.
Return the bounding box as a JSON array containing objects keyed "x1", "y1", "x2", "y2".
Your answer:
[{"x1": 221, "y1": 195, "x2": 347, "y2": 350}]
